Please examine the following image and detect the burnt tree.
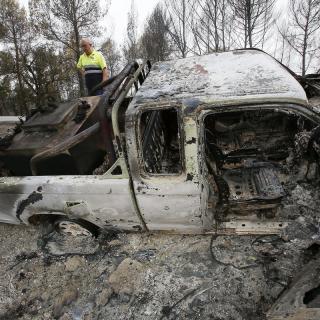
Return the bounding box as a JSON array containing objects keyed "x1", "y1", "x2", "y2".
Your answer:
[
  {"x1": 139, "y1": 4, "x2": 172, "y2": 62},
  {"x1": 229, "y1": 0, "x2": 276, "y2": 49},
  {"x1": 279, "y1": 0, "x2": 320, "y2": 76}
]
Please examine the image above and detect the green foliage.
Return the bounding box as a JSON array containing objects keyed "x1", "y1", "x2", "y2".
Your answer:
[
  {"x1": 0, "y1": 0, "x2": 108, "y2": 115},
  {"x1": 20, "y1": 45, "x2": 77, "y2": 107},
  {"x1": 0, "y1": 77, "x2": 14, "y2": 115},
  {"x1": 0, "y1": 0, "x2": 28, "y2": 114},
  {"x1": 29, "y1": 0, "x2": 105, "y2": 53},
  {"x1": 29, "y1": 0, "x2": 109, "y2": 95},
  {"x1": 0, "y1": 51, "x2": 15, "y2": 74},
  {"x1": 0, "y1": 0, "x2": 28, "y2": 42}
]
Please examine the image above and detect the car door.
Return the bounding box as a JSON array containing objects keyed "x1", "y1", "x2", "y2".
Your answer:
[{"x1": 126, "y1": 106, "x2": 203, "y2": 233}]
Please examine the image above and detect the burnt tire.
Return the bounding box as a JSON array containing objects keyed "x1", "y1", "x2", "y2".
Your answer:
[{"x1": 43, "y1": 218, "x2": 100, "y2": 256}]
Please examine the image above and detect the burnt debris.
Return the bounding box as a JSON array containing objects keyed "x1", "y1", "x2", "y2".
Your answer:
[{"x1": 204, "y1": 109, "x2": 320, "y2": 218}]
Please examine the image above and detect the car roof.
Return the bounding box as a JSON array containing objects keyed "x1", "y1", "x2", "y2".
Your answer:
[{"x1": 127, "y1": 50, "x2": 308, "y2": 115}]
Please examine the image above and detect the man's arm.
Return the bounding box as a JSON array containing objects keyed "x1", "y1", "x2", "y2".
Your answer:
[
  {"x1": 102, "y1": 67, "x2": 109, "y2": 82},
  {"x1": 97, "y1": 52, "x2": 108, "y2": 83}
]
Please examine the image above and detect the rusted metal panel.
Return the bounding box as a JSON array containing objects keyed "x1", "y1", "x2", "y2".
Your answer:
[
  {"x1": 1, "y1": 96, "x2": 105, "y2": 176},
  {"x1": 7, "y1": 96, "x2": 101, "y2": 153}
]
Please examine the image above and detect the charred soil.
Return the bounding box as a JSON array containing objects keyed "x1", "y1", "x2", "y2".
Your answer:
[{"x1": 1, "y1": 184, "x2": 320, "y2": 320}]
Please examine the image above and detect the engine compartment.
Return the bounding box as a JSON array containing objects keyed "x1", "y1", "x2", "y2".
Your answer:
[{"x1": 204, "y1": 109, "x2": 320, "y2": 218}]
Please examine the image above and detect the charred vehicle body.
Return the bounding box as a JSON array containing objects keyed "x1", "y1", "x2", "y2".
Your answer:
[{"x1": 0, "y1": 50, "x2": 320, "y2": 235}]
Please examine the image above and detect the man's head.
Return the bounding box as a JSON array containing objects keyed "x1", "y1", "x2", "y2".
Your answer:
[{"x1": 80, "y1": 38, "x2": 93, "y2": 55}]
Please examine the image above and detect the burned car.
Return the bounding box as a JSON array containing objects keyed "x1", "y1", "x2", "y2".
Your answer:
[{"x1": 0, "y1": 49, "x2": 320, "y2": 235}]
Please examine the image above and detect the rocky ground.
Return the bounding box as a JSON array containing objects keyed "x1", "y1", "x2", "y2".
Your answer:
[{"x1": 0, "y1": 183, "x2": 320, "y2": 320}]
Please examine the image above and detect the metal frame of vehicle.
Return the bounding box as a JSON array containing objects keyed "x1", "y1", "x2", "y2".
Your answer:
[
  {"x1": 1, "y1": 50, "x2": 320, "y2": 234},
  {"x1": 199, "y1": 103, "x2": 320, "y2": 234}
]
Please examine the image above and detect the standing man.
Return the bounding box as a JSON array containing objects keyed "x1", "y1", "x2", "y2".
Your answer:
[{"x1": 77, "y1": 38, "x2": 109, "y2": 96}]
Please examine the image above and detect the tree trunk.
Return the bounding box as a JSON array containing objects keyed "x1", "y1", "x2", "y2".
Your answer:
[
  {"x1": 182, "y1": 0, "x2": 187, "y2": 58},
  {"x1": 214, "y1": 1, "x2": 219, "y2": 51},
  {"x1": 12, "y1": 29, "x2": 28, "y2": 115},
  {"x1": 220, "y1": 0, "x2": 227, "y2": 51},
  {"x1": 247, "y1": 0, "x2": 253, "y2": 48},
  {"x1": 71, "y1": 0, "x2": 85, "y2": 96}
]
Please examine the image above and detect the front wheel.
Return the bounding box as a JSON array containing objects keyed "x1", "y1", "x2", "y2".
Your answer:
[{"x1": 43, "y1": 218, "x2": 100, "y2": 256}]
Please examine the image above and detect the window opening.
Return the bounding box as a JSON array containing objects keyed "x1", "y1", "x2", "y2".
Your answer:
[{"x1": 140, "y1": 108, "x2": 182, "y2": 174}]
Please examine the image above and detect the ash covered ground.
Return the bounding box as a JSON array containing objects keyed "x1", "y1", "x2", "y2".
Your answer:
[{"x1": 0, "y1": 183, "x2": 320, "y2": 320}]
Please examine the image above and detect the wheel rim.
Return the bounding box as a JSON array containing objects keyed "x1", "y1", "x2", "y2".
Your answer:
[{"x1": 56, "y1": 220, "x2": 93, "y2": 237}]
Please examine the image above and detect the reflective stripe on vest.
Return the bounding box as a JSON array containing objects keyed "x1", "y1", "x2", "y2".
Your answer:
[
  {"x1": 85, "y1": 69, "x2": 103, "y2": 74},
  {"x1": 84, "y1": 64, "x2": 102, "y2": 74}
]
